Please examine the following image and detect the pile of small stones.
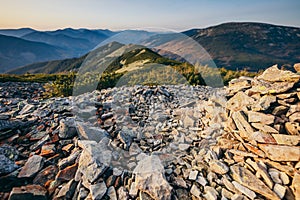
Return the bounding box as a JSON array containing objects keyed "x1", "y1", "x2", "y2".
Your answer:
[{"x1": 0, "y1": 64, "x2": 299, "y2": 200}]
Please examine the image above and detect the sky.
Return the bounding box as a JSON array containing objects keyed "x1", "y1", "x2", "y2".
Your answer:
[{"x1": 0, "y1": 0, "x2": 299, "y2": 31}]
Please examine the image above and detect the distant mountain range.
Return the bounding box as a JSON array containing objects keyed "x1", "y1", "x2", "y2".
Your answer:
[{"x1": 1, "y1": 22, "x2": 300, "y2": 73}]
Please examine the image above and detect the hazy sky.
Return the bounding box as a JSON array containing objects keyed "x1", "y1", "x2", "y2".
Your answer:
[{"x1": 0, "y1": 0, "x2": 299, "y2": 31}]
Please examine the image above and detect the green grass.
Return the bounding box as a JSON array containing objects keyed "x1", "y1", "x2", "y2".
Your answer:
[{"x1": 0, "y1": 66, "x2": 258, "y2": 98}]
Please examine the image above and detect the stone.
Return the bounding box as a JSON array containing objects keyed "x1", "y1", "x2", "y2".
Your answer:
[
  {"x1": 253, "y1": 94, "x2": 276, "y2": 111},
  {"x1": 90, "y1": 182, "x2": 107, "y2": 200},
  {"x1": 258, "y1": 144, "x2": 300, "y2": 161},
  {"x1": 231, "y1": 194, "x2": 244, "y2": 200},
  {"x1": 78, "y1": 150, "x2": 107, "y2": 183},
  {"x1": 251, "y1": 123, "x2": 278, "y2": 133},
  {"x1": 256, "y1": 162, "x2": 274, "y2": 189},
  {"x1": 269, "y1": 169, "x2": 282, "y2": 184},
  {"x1": 196, "y1": 176, "x2": 208, "y2": 187},
  {"x1": 279, "y1": 172, "x2": 290, "y2": 185},
  {"x1": 8, "y1": 185, "x2": 47, "y2": 200},
  {"x1": 18, "y1": 104, "x2": 35, "y2": 115},
  {"x1": 272, "y1": 134, "x2": 300, "y2": 146},
  {"x1": 33, "y1": 165, "x2": 58, "y2": 187},
  {"x1": 203, "y1": 186, "x2": 218, "y2": 200},
  {"x1": 249, "y1": 131, "x2": 277, "y2": 144},
  {"x1": 249, "y1": 79, "x2": 295, "y2": 94},
  {"x1": 226, "y1": 92, "x2": 255, "y2": 111},
  {"x1": 58, "y1": 150, "x2": 80, "y2": 170},
  {"x1": 188, "y1": 170, "x2": 198, "y2": 180},
  {"x1": 40, "y1": 144, "x2": 56, "y2": 157},
  {"x1": 56, "y1": 179, "x2": 77, "y2": 199},
  {"x1": 56, "y1": 163, "x2": 78, "y2": 182},
  {"x1": 248, "y1": 111, "x2": 275, "y2": 125},
  {"x1": 232, "y1": 181, "x2": 256, "y2": 199},
  {"x1": 289, "y1": 112, "x2": 300, "y2": 122},
  {"x1": 190, "y1": 184, "x2": 201, "y2": 198},
  {"x1": 174, "y1": 177, "x2": 187, "y2": 188},
  {"x1": 0, "y1": 155, "x2": 19, "y2": 175},
  {"x1": 107, "y1": 186, "x2": 117, "y2": 200},
  {"x1": 18, "y1": 155, "x2": 44, "y2": 178},
  {"x1": 129, "y1": 182, "x2": 138, "y2": 197},
  {"x1": 257, "y1": 64, "x2": 300, "y2": 83},
  {"x1": 232, "y1": 111, "x2": 254, "y2": 138},
  {"x1": 117, "y1": 186, "x2": 129, "y2": 200},
  {"x1": 230, "y1": 164, "x2": 280, "y2": 200},
  {"x1": 178, "y1": 143, "x2": 190, "y2": 151},
  {"x1": 209, "y1": 160, "x2": 229, "y2": 175},
  {"x1": 294, "y1": 63, "x2": 300, "y2": 72},
  {"x1": 285, "y1": 122, "x2": 300, "y2": 135},
  {"x1": 77, "y1": 122, "x2": 109, "y2": 142},
  {"x1": 227, "y1": 77, "x2": 252, "y2": 95},
  {"x1": 292, "y1": 172, "x2": 300, "y2": 200},
  {"x1": 59, "y1": 117, "x2": 77, "y2": 139},
  {"x1": 272, "y1": 106, "x2": 289, "y2": 116},
  {"x1": 273, "y1": 183, "x2": 286, "y2": 199},
  {"x1": 133, "y1": 155, "x2": 172, "y2": 200}
]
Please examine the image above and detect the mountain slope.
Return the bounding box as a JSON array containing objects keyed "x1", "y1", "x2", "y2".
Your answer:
[
  {"x1": 183, "y1": 22, "x2": 300, "y2": 70},
  {"x1": 0, "y1": 34, "x2": 70, "y2": 73},
  {"x1": 8, "y1": 42, "x2": 181, "y2": 74}
]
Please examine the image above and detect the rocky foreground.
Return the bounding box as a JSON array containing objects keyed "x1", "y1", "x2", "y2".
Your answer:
[{"x1": 0, "y1": 65, "x2": 299, "y2": 200}]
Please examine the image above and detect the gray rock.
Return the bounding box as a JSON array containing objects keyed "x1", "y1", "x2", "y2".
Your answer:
[
  {"x1": 0, "y1": 155, "x2": 19, "y2": 175},
  {"x1": 90, "y1": 182, "x2": 107, "y2": 200},
  {"x1": 190, "y1": 184, "x2": 201, "y2": 198},
  {"x1": 18, "y1": 155, "x2": 44, "y2": 178},
  {"x1": 77, "y1": 122, "x2": 109, "y2": 142},
  {"x1": 56, "y1": 179, "x2": 77, "y2": 199},
  {"x1": 232, "y1": 181, "x2": 256, "y2": 199},
  {"x1": 188, "y1": 170, "x2": 198, "y2": 180},
  {"x1": 209, "y1": 160, "x2": 229, "y2": 175},
  {"x1": 59, "y1": 117, "x2": 77, "y2": 139},
  {"x1": 133, "y1": 155, "x2": 172, "y2": 200},
  {"x1": 107, "y1": 186, "x2": 117, "y2": 200},
  {"x1": 273, "y1": 183, "x2": 286, "y2": 199}
]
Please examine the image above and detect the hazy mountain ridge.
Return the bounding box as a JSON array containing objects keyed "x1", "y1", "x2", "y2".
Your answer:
[
  {"x1": 2, "y1": 22, "x2": 300, "y2": 73},
  {"x1": 0, "y1": 34, "x2": 70, "y2": 73}
]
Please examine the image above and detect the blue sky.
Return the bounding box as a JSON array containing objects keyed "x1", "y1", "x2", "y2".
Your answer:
[{"x1": 0, "y1": 0, "x2": 299, "y2": 30}]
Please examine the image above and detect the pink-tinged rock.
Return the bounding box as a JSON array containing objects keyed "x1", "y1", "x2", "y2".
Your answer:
[
  {"x1": 249, "y1": 131, "x2": 277, "y2": 144},
  {"x1": 258, "y1": 144, "x2": 300, "y2": 161},
  {"x1": 272, "y1": 134, "x2": 300, "y2": 146},
  {"x1": 248, "y1": 111, "x2": 275, "y2": 125}
]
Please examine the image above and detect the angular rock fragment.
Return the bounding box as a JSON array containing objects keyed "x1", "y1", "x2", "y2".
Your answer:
[
  {"x1": 90, "y1": 182, "x2": 107, "y2": 200},
  {"x1": 18, "y1": 155, "x2": 44, "y2": 178},
  {"x1": 258, "y1": 144, "x2": 300, "y2": 161},
  {"x1": 248, "y1": 111, "x2": 275, "y2": 125},
  {"x1": 133, "y1": 155, "x2": 172, "y2": 200},
  {"x1": 230, "y1": 164, "x2": 280, "y2": 200}
]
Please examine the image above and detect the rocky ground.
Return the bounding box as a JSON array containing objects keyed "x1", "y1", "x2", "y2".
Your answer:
[{"x1": 0, "y1": 65, "x2": 299, "y2": 200}]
